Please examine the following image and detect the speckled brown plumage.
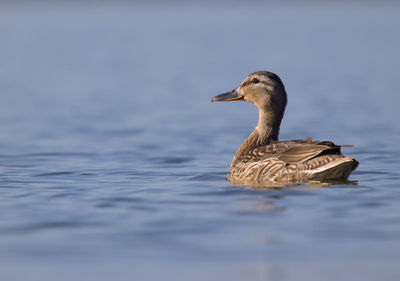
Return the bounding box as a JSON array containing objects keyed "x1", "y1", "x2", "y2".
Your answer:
[
  {"x1": 212, "y1": 71, "x2": 358, "y2": 184},
  {"x1": 228, "y1": 138, "x2": 358, "y2": 183}
]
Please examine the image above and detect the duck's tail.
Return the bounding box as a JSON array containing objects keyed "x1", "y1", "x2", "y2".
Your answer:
[{"x1": 310, "y1": 157, "x2": 359, "y2": 181}]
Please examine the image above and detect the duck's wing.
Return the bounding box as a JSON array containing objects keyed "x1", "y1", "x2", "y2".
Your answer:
[
  {"x1": 230, "y1": 139, "x2": 357, "y2": 183},
  {"x1": 240, "y1": 139, "x2": 342, "y2": 165},
  {"x1": 277, "y1": 144, "x2": 336, "y2": 164}
]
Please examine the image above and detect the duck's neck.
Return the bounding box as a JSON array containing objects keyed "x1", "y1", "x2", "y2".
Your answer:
[
  {"x1": 255, "y1": 108, "x2": 281, "y2": 142},
  {"x1": 232, "y1": 108, "x2": 283, "y2": 162}
]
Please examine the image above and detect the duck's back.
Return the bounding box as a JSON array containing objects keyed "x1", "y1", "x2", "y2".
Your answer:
[{"x1": 228, "y1": 138, "x2": 358, "y2": 183}]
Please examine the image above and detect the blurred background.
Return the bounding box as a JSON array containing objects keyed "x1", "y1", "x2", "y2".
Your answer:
[{"x1": 0, "y1": 1, "x2": 399, "y2": 281}]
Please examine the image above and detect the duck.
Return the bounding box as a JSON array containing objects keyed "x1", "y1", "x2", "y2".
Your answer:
[{"x1": 211, "y1": 71, "x2": 358, "y2": 184}]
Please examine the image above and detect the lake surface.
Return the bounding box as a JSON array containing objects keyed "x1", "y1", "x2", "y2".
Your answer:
[{"x1": 0, "y1": 2, "x2": 399, "y2": 280}]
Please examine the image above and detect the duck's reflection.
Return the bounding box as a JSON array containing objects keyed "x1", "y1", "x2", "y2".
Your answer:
[
  {"x1": 231, "y1": 179, "x2": 357, "y2": 191},
  {"x1": 235, "y1": 199, "x2": 284, "y2": 213},
  {"x1": 231, "y1": 180, "x2": 357, "y2": 214}
]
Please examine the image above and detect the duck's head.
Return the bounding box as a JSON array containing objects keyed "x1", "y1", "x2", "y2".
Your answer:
[{"x1": 211, "y1": 71, "x2": 287, "y2": 114}]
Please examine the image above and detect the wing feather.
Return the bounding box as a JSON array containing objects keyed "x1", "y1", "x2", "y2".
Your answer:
[
  {"x1": 277, "y1": 144, "x2": 333, "y2": 164},
  {"x1": 238, "y1": 139, "x2": 341, "y2": 165}
]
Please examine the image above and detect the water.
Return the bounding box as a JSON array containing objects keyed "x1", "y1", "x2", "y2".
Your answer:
[{"x1": 0, "y1": 2, "x2": 400, "y2": 280}]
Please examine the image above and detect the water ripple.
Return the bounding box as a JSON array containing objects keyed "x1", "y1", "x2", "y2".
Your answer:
[{"x1": 34, "y1": 171, "x2": 75, "y2": 177}]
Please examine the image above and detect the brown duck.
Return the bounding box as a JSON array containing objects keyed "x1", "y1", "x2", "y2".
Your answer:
[{"x1": 211, "y1": 71, "x2": 358, "y2": 183}]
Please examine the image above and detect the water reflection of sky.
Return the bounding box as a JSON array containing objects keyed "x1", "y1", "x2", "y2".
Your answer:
[{"x1": 0, "y1": 2, "x2": 399, "y2": 281}]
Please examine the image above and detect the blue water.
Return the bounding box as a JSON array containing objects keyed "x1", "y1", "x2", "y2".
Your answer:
[{"x1": 0, "y1": 2, "x2": 400, "y2": 280}]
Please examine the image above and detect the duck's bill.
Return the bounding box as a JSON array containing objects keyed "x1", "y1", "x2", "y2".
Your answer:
[{"x1": 211, "y1": 87, "x2": 244, "y2": 102}]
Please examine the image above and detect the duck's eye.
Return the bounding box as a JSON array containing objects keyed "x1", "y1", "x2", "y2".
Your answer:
[{"x1": 251, "y1": 78, "x2": 260, "y2": 84}]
